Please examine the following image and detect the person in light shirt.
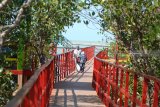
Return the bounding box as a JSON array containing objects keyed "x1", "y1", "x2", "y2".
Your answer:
[
  {"x1": 73, "y1": 46, "x2": 81, "y2": 71},
  {"x1": 79, "y1": 51, "x2": 87, "y2": 72}
]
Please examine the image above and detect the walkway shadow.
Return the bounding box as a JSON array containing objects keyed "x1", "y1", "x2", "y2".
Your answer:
[
  {"x1": 50, "y1": 88, "x2": 103, "y2": 107},
  {"x1": 49, "y1": 59, "x2": 105, "y2": 107}
]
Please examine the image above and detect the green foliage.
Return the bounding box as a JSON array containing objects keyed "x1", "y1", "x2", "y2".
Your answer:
[
  {"x1": 0, "y1": 0, "x2": 83, "y2": 105},
  {"x1": 108, "y1": 42, "x2": 116, "y2": 58},
  {"x1": 1, "y1": 0, "x2": 82, "y2": 69},
  {"x1": 0, "y1": 70, "x2": 17, "y2": 107},
  {"x1": 91, "y1": 0, "x2": 160, "y2": 77}
]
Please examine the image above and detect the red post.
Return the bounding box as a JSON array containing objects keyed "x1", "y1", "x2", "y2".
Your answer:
[
  {"x1": 153, "y1": 82, "x2": 159, "y2": 107},
  {"x1": 107, "y1": 65, "x2": 111, "y2": 102},
  {"x1": 114, "y1": 67, "x2": 119, "y2": 104},
  {"x1": 124, "y1": 71, "x2": 129, "y2": 107},
  {"x1": 141, "y1": 78, "x2": 149, "y2": 106},
  {"x1": 119, "y1": 69, "x2": 124, "y2": 107}
]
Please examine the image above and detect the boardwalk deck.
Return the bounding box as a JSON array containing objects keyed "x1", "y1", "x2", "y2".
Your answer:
[{"x1": 49, "y1": 59, "x2": 105, "y2": 107}]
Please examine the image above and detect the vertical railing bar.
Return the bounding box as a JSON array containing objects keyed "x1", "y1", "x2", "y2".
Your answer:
[
  {"x1": 119, "y1": 69, "x2": 124, "y2": 107},
  {"x1": 153, "y1": 81, "x2": 159, "y2": 107},
  {"x1": 124, "y1": 71, "x2": 129, "y2": 107},
  {"x1": 132, "y1": 74, "x2": 138, "y2": 107},
  {"x1": 114, "y1": 67, "x2": 119, "y2": 104},
  {"x1": 141, "y1": 78, "x2": 149, "y2": 106}
]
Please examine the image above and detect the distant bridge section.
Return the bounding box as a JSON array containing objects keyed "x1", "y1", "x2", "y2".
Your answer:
[
  {"x1": 71, "y1": 40, "x2": 108, "y2": 48},
  {"x1": 58, "y1": 40, "x2": 109, "y2": 48},
  {"x1": 57, "y1": 40, "x2": 109, "y2": 54}
]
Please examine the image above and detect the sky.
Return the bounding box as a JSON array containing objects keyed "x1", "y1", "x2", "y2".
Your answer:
[
  {"x1": 62, "y1": 21, "x2": 114, "y2": 43},
  {"x1": 62, "y1": 6, "x2": 115, "y2": 44}
]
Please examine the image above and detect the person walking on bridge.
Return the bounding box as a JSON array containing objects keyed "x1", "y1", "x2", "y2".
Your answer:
[
  {"x1": 79, "y1": 51, "x2": 87, "y2": 72},
  {"x1": 73, "y1": 46, "x2": 81, "y2": 71}
]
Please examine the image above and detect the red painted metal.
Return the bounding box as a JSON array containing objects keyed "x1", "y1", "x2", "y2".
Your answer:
[
  {"x1": 132, "y1": 74, "x2": 138, "y2": 107},
  {"x1": 54, "y1": 46, "x2": 95, "y2": 82},
  {"x1": 5, "y1": 46, "x2": 95, "y2": 107},
  {"x1": 119, "y1": 69, "x2": 124, "y2": 107},
  {"x1": 10, "y1": 70, "x2": 33, "y2": 76},
  {"x1": 153, "y1": 82, "x2": 159, "y2": 107},
  {"x1": 54, "y1": 50, "x2": 75, "y2": 82},
  {"x1": 124, "y1": 71, "x2": 129, "y2": 107},
  {"x1": 82, "y1": 46, "x2": 95, "y2": 61},
  {"x1": 92, "y1": 50, "x2": 160, "y2": 107},
  {"x1": 141, "y1": 78, "x2": 149, "y2": 107}
]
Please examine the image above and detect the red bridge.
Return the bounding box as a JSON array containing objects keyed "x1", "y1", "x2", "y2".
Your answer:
[{"x1": 5, "y1": 46, "x2": 160, "y2": 107}]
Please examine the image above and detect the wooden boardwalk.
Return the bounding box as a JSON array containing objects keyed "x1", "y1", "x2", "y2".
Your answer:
[{"x1": 49, "y1": 59, "x2": 105, "y2": 107}]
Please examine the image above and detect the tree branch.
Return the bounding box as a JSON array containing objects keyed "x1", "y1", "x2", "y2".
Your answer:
[
  {"x1": 0, "y1": 0, "x2": 10, "y2": 10},
  {"x1": 0, "y1": 0, "x2": 33, "y2": 39}
]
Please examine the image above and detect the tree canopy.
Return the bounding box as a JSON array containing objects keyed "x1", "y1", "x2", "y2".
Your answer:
[
  {"x1": 89, "y1": 0, "x2": 160, "y2": 76},
  {"x1": 0, "y1": 0, "x2": 83, "y2": 69},
  {"x1": 0, "y1": 0, "x2": 83, "y2": 106}
]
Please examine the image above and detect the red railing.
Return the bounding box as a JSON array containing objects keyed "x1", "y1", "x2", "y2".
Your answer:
[
  {"x1": 82, "y1": 46, "x2": 95, "y2": 61},
  {"x1": 10, "y1": 70, "x2": 33, "y2": 76},
  {"x1": 96, "y1": 48, "x2": 108, "y2": 59},
  {"x1": 55, "y1": 46, "x2": 95, "y2": 82},
  {"x1": 54, "y1": 51, "x2": 75, "y2": 82},
  {"x1": 92, "y1": 50, "x2": 160, "y2": 107},
  {"x1": 5, "y1": 46, "x2": 95, "y2": 107},
  {"x1": 5, "y1": 59, "x2": 55, "y2": 107}
]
